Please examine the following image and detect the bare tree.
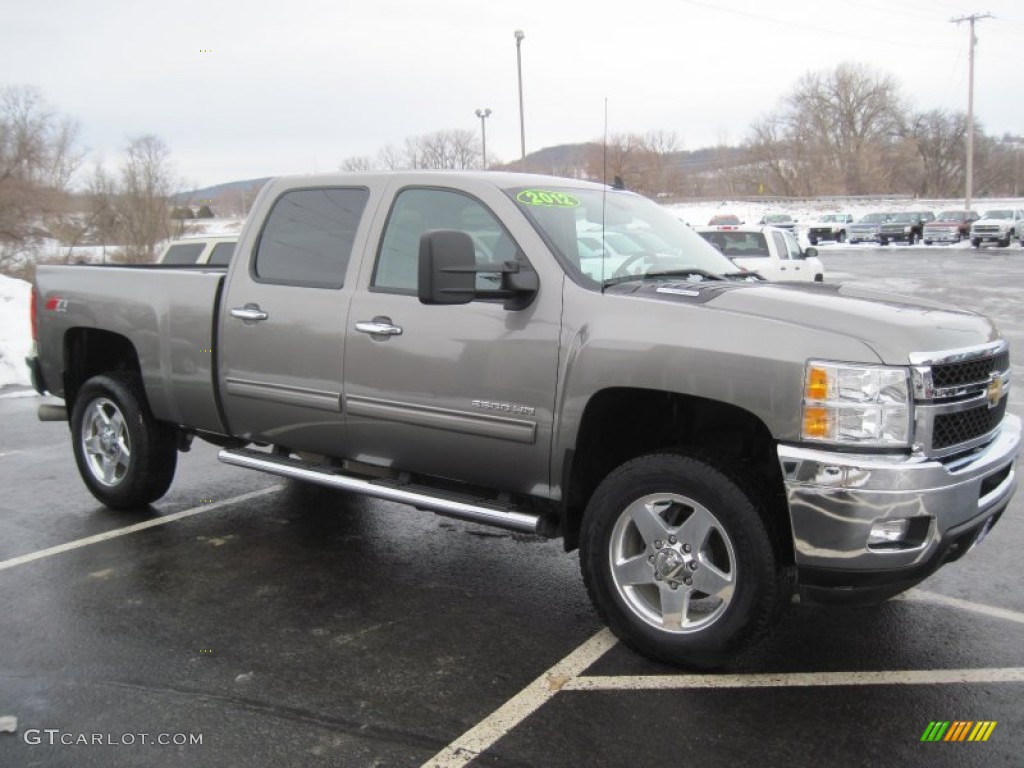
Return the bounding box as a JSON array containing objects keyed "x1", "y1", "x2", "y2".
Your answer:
[
  {"x1": 0, "y1": 85, "x2": 83, "y2": 271},
  {"x1": 116, "y1": 135, "x2": 178, "y2": 262},
  {"x1": 340, "y1": 155, "x2": 374, "y2": 172}
]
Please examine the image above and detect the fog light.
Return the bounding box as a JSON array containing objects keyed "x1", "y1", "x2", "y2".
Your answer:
[{"x1": 868, "y1": 519, "x2": 910, "y2": 547}]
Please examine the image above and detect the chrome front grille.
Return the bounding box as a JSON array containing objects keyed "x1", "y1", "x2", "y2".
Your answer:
[{"x1": 910, "y1": 341, "x2": 1011, "y2": 458}]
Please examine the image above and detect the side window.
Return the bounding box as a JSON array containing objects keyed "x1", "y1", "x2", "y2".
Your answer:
[
  {"x1": 373, "y1": 188, "x2": 518, "y2": 293},
  {"x1": 207, "y1": 242, "x2": 235, "y2": 266},
  {"x1": 162, "y1": 243, "x2": 204, "y2": 265},
  {"x1": 782, "y1": 231, "x2": 802, "y2": 259},
  {"x1": 254, "y1": 187, "x2": 369, "y2": 288},
  {"x1": 771, "y1": 231, "x2": 790, "y2": 259}
]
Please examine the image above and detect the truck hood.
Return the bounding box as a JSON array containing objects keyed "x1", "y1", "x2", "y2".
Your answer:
[{"x1": 609, "y1": 280, "x2": 998, "y2": 364}]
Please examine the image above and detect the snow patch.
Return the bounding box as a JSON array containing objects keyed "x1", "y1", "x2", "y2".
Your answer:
[{"x1": 0, "y1": 274, "x2": 32, "y2": 388}]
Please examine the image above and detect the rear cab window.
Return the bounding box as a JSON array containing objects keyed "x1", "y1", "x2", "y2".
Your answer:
[
  {"x1": 254, "y1": 187, "x2": 370, "y2": 288},
  {"x1": 162, "y1": 243, "x2": 204, "y2": 265}
]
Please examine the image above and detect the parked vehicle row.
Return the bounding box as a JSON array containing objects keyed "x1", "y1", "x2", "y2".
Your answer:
[{"x1": 822, "y1": 207, "x2": 1024, "y2": 248}]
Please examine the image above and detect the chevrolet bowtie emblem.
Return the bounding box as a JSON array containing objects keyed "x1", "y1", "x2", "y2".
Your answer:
[{"x1": 987, "y1": 376, "x2": 1003, "y2": 408}]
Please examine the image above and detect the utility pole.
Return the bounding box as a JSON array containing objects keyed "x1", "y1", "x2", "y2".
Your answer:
[
  {"x1": 514, "y1": 30, "x2": 526, "y2": 162},
  {"x1": 475, "y1": 108, "x2": 492, "y2": 170},
  {"x1": 951, "y1": 13, "x2": 993, "y2": 210}
]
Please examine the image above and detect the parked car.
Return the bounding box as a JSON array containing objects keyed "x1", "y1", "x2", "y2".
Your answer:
[
  {"x1": 757, "y1": 213, "x2": 797, "y2": 231},
  {"x1": 159, "y1": 235, "x2": 238, "y2": 265},
  {"x1": 847, "y1": 212, "x2": 895, "y2": 244},
  {"x1": 922, "y1": 210, "x2": 980, "y2": 245},
  {"x1": 807, "y1": 213, "x2": 855, "y2": 245},
  {"x1": 970, "y1": 209, "x2": 1024, "y2": 248},
  {"x1": 878, "y1": 211, "x2": 935, "y2": 245},
  {"x1": 707, "y1": 214, "x2": 742, "y2": 226},
  {"x1": 696, "y1": 225, "x2": 824, "y2": 282}
]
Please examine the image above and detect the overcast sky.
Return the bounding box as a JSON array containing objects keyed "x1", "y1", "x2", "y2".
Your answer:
[{"x1": 4, "y1": 0, "x2": 1023, "y2": 189}]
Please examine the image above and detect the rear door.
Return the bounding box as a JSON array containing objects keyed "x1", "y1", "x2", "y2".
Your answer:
[{"x1": 219, "y1": 184, "x2": 373, "y2": 454}]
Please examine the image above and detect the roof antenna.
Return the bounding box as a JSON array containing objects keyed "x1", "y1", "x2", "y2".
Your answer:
[{"x1": 601, "y1": 97, "x2": 608, "y2": 287}]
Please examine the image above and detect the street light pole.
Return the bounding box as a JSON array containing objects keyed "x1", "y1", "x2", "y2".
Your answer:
[
  {"x1": 514, "y1": 29, "x2": 526, "y2": 163},
  {"x1": 475, "y1": 108, "x2": 492, "y2": 169}
]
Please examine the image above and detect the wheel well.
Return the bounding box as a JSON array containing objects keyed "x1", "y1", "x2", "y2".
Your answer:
[
  {"x1": 561, "y1": 388, "x2": 791, "y2": 564},
  {"x1": 63, "y1": 328, "x2": 142, "y2": 411}
]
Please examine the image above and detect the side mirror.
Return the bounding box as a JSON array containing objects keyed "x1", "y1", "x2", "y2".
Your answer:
[
  {"x1": 418, "y1": 229, "x2": 539, "y2": 309},
  {"x1": 418, "y1": 230, "x2": 477, "y2": 305},
  {"x1": 803, "y1": 246, "x2": 819, "y2": 259}
]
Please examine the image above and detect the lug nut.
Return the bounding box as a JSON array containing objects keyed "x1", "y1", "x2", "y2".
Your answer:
[
  {"x1": 668, "y1": 535, "x2": 677, "y2": 544},
  {"x1": 689, "y1": 561, "x2": 698, "y2": 571},
  {"x1": 654, "y1": 540, "x2": 663, "y2": 549},
  {"x1": 670, "y1": 582, "x2": 678, "y2": 590},
  {"x1": 648, "y1": 555, "x2": 655, "y2": 562},
  {"x1": 682, "y1": 544, "x2": 691, "y2": 553},
  {"x1": 684, "y1": 577, "x2": 692, "y2": 586}
]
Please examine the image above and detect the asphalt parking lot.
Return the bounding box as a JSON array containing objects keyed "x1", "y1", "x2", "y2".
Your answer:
[{"x1": 2, "y1": 243, "x2": 1023, "y2": 767}]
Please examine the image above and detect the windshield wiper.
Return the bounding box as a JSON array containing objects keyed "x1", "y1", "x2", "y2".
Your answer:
[{"x1": 601, "y1": 269, "x2": 725, "y2": 290}]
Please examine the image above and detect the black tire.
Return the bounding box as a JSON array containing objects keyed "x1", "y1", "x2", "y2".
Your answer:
[
  {"x1": 579, "y1": 453, "x2": 785, "y2": 669},
  {"x1": 879, "y1": 238, "x2": 889, "y2": 246},
  {"x1": 906, "y1": 232, "x2": 916, "y2": 245},
  {"x1": 972, "y1": 238, "x2": 981, "y2": 248},
  {"x1": 998, "y1": 235, "x2": 1010, "y2": 248},
  {"x1": 814, "y1": 273, "x2": 824, "y2": 282},
  {"x1": 71, "y1": 373, "x2": 178, "y2": 510},
  {"x1": 837, "y1": 231, "x2": 846, "y2": 244},
  {"x1": 923, "y1": 240, "x2": 932, "y2": 246}
]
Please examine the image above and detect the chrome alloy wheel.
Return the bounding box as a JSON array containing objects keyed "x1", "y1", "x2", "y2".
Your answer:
[
  {"x1": 609, "y1": 493, "x2": 736, "y2": 633},
  {"x1": 80, "y1": 397, "x2": 132, "y2": 487}
]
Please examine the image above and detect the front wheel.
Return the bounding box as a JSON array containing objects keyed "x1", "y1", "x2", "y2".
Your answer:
[
  {"x1": 837, "y1": 231, "x2": 847, "y2": 244},
  {"x1": 971, "y1": 238, "x2": 981, "y2": 248},
  {"x1": 579, "y1": 453, "x2": 786, "y2": 669},
  {"x1": 71, "y1": 373, "x2": 178, "y2": 510}
]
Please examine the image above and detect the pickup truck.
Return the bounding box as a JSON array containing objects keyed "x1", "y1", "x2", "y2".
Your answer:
[
  {"x1": 969, "y1": 208, "x2": 1024, "y2": 248},
  {"x1": 27, "y1": 171, "x2": 1021, "y2": 669},
  {"x1": 878, "y1": 211, "x2": 935, "y2": 245},
  {"x1": 806, "y1": 213, "x2": 855, "y2": 245},
  {"x1": 159, "y1": 235, "x2": 238, "y2": 266},
  {"x1": 695, "y1": 225, "x2": 824, "y2": 282}
]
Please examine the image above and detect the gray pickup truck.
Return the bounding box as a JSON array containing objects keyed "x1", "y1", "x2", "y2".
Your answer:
[{"x1": 27, "y1": 172, "x2": 1020, "y2": 668}]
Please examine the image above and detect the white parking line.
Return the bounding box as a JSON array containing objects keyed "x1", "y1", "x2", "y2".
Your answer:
[
  {"x1": 424, "y1": 591, "x2": 1024, "y2": 766},
  {"x1": 422, "y1": 629, "x2": 619, "y2": 768},
  {"x1": 904, "y1": 588, "x2": 1024, "y2": 625},
  {"x1": 565, "y1": 667, "x2": 1024, "y2": 691},
  {"x1": 0, "y1": 485, "x2": 282, "y2": 573}
]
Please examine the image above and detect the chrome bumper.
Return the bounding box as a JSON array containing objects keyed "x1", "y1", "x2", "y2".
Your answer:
[{"x1": 777, "y1": 413, "x2": 1020, "y2": 576}]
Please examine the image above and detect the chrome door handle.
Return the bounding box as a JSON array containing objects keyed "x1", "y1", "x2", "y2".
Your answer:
[
  {"x1": 355, "y1": 319, "x2": 403, "y2": 337},
  {"x1": 230, "y1": 304, "x2": 268, "y2": 322}
]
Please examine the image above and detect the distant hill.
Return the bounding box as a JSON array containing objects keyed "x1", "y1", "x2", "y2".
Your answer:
[{"x1": 172, "y1": 177, "x2": 271, "y2": 207}]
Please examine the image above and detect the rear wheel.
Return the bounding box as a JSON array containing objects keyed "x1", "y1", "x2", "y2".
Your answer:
[
  {"x1": 71, "y1": 373, "x2": 178, "y2": 510},
  {"x1": 579, "y1": 453, "x2": 785, "y2": 669}
]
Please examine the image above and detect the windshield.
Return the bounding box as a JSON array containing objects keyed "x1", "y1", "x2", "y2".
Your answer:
[
  {"x1": 934, "y1": 211, "x2": 967, "y2": 222},
  {"x1": 982, "y1": 210, "x2": 1012, "y2": 219},
  {"x1": 509, "y1": 186, "x2": 738, "y2": 285},
  {"x1": 890, "y1": 212, "x2": 918, "y2": 223},
  {"x1": 858, "y1": 212, "x2": 891, "y2": 224}
]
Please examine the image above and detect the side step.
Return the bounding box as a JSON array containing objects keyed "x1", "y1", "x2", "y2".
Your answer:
[{"x1": 218, "y1": 447, "x2": 546, "y2": 535}]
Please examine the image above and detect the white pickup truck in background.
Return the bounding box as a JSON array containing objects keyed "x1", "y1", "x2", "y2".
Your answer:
[{"x1": 695, "y1": 225, "x2": 825, "y2": 282}]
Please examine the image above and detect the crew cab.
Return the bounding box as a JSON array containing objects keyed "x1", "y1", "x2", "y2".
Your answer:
[
  {"x1": 922, "y1": 210, "x2": 979, "y2": 245},
  {"x1": 695, "y1": 225, "x2": 824, "y2": 282},
  {"x1": 970, "y1": 209, "x2": 1024, "y2": 248},
  {"x1": 878, "y1": 211, "x2": 935, "y2": 245},
  {"x1": 27, "y1": 171, "x2": 1020, "y2": 669},
  {"x1": 806, "y1": 213, "x2": 855, "y2": 245}
]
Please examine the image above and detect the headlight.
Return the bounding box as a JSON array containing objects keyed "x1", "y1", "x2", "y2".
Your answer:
[
  {"x1": 802, "y1": 361, "x2": 911, "y2": 447},
  {"x1": 903, "y1": 226, "x2": 912, "y2": 233}
]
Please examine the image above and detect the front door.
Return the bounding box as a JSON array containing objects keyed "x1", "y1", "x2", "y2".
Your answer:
[{"x1": 343, "y1": 186, "x2": 562, "y2": 496}]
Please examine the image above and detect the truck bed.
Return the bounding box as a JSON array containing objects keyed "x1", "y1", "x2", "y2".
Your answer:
[{"x1": 34, "y1": 264, "x2": 228, "y2": 434}]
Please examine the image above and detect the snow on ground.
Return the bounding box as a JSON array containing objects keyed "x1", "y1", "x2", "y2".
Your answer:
[{"x1": 0, "y1": 274, "x2": 32, "y2": 388}]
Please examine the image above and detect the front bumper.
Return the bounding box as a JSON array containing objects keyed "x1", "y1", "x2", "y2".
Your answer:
[
  {"x1": 923, "y1": 229, "x2": 960, "y2": 242},
  {"x1": 777, "y1": 413, "x2": 1020, "y2": 599}
]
